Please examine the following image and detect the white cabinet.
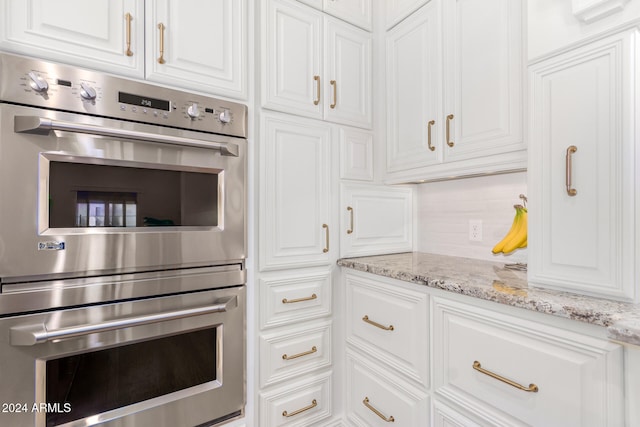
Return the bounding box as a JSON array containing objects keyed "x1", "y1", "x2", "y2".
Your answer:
[
  {"x1": 1, "y1": 0, "x2": 247, "y2": 99},
  {"x1": 340, "y1": 183, "x2": 414, "y2": 258},
  {"x1": 385, "y1": 0, "x2": 430, "y2": 30},
  {"x1": 259, "y1": 112, "x2": 335, "y2": 271},
  {"x1": 144, "y1": 0, "x2": 247, "y2": 99},
  {"x1": 385, "y1": 0, "x2": 525, "y2": 183},
  {"x1": 340, "y1": 127, "x2": 374, "y2": 181},
  {"x1": 528, "y1": 27, "x2": 639, "y2": 301},
  {"x1": 262, "y1": 0, "x2": 372, "y2": 129},
  {"x1": 432, "y1": 297, "x2": 625, "y2": 426},
  {"x1": 0, "y1": 0, "x2": 144, "y2": 77},
  {"x1": 297, "y1": 0, "x2": 372, "y2": 30}
]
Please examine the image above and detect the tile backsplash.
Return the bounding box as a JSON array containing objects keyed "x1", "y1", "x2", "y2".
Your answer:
[{"x1": 417, "y1": 172, "x2": 528, "y2": 263}]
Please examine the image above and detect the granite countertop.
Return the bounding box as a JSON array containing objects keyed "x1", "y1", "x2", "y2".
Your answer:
[{"x1": 337, "y1": 252, "x2": 640, "y2": 346}]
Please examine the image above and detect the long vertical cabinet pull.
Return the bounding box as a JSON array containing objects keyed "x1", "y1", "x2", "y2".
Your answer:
[
  {"x1": 125, "y1": 13, "x2": 133, "y2": 56},
  {"x1": 446, "y1": 114, "x2": 455, "y2": 147},
  {"x1": 330, "y1": 80, "x2": 337, "y2": 109},
  {"x1": 566, "y1": 145, "x2": 578, "y2": 196},
  {"x1": 322, "y1": 224, "x2": 329, "y2": 253},
  {"x1": 157, "y1": 23, "x2": 166, "y2": 64},
  {"x1": 347, "y1": 206, "x2": 354, "y2": 234},
  {"x1": 427, "y1": 120, "x2": 436, "y2": 151},
  {"x1": 314, "y1": 76, "x2": 321, "y2": 105}
]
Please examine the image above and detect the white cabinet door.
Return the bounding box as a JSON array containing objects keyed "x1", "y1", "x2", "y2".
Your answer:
[
  {"x1": 323, "y1": 0, "x2": 372, "y2": 31},
  {"x1": 528, "y1": 28, "x2": 638, "y2": 301},
  {"x1": 263, "y1": 0, "x2": 323, "y2": 119},
  {"x1": 145, "y1": 0, "x2": 247, "y2": 99},
  {"x1": 385, "y1": 0, "x2": 430, "y2": 30},
  {"x1": 386, "y1": 0, "x2": 442, "y2": 172},
  {"x1": 442, "y1": 0, "x2": 524, "y2": 163},
  {"x1": 260, "y1": 113, "x2": 334, "y2": 271},
  {"x1": 340, "y1": 127, "x2": 374, "y2": 181},
  {"x1": 324, "y1": 17, "x2": 372, "y2": 128},
  {"x1": 340, "y1": 183, "x2": 414, "y2": 258},
  {"x1": 0, "y1": 0, "x2": 144, "y2": 77}
]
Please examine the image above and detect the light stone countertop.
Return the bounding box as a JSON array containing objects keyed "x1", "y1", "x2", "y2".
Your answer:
[{"x1": 337, "y1": 252, "x2": 640, "y2": 346}]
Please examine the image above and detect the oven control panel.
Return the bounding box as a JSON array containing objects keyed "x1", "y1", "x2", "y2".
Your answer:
[{"x1": 0, "y1": 53, "x2": 247, "y2": 138}]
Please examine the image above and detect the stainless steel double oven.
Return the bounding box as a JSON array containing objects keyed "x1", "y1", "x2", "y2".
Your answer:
[{"x1": 0, "y1": 53, "x2": 248, "y2": 427}]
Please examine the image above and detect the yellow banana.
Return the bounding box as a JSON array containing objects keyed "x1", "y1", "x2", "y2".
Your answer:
[
  {"x1": 492, "y1": 205, "x2": 525, "y2": 254},
  {"x1": 502, "y1": 208, "x2": 527, "y2": 254}
]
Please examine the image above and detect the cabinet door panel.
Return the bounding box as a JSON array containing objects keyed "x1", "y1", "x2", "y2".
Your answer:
[
  {"x1": 145, "y1": 0, "x2": 246, "y2": 99},
  {"x1": 260, "y1": 113, "x2": 332, "y2": 270},
  {"x1": 324, "y1": 18, "x2": 372, "y2": 129},
  {"x1": 386, "y1": 1, "x2": 442, "y2": 172},
  {"x1": 385, "y1": 0, "x2": 430, "y2": 30},
  {"x1": 323, "y1": 0, "x2": 372, "y2": 31},
  {"x1": 528, "y1": 29, "x2": 637, "y2": 300},
  {"x1": 443, "y1": 0, "x2": 523, "y2": 162},
  {"x1": 263, "y1": 0, "x2": 323, "y2": 118},
  {"x1": 1, "y1": 0, "x2": 144, "y2": 77}
]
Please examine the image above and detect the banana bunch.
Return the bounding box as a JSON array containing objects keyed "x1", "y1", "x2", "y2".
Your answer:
[{"x1": 492, "y1": 204, "x2": 527, "y2": 254}]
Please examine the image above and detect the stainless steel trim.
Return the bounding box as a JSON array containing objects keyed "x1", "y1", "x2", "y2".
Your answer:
[
  {"x1": 10, "y1": 295, "x2": 237, "y2": 346},
  {"x1": 15, "y1": 116, "x2": 239, "y2": 156}
]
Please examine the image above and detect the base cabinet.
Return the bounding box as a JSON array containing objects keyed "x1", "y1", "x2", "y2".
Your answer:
[{"x1": 341, "y1": 269, "x2": 626, "y2": 427}]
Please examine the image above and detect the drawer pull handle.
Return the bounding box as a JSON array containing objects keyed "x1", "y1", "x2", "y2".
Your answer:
[
  {"x1": 566, "y1": 145, "x2": 578, "y2": 196},
  {"x1": 125, "y1": 13, "x2": 134, "y2": 56},
  {"x1": 330, "y1": 79, "x2": 337, "y2": 109},
  {"x1": 282, "y1": 399, "x2": 317, "y2": 417},
  {"x1": 322, "y1": 223, "x2": 329, "y2": 253},
  {"x1": 473, "y1": 361, "x2": 539, "y2": 393},
  {"x1": 157, "y1": 23, "x2": 166, "y2": 64},
  {"x1": 446, "y1": 114, "x2": 455, "y2": 147},
  {"x1": 282, "y1": 346, "x2": 317, "y2": 360},
  {"x1": 363, "y1": 397, "x2": 395, "y2": 422},
  {"x1": 347, "y1": 206, "x2": 354, "y2": 234},
  {"x1": 313, "y1": 75, "x2": 321, "y2": 105},
  {"x1": 427, "y1": 119, "x2": 436, "y2": 151},
  {"x1": 362, "y1": 315, "x2": 394, "y2": 331},
  {"x1": 282, "y1": 294, "x2": 317, "y2": 304}
]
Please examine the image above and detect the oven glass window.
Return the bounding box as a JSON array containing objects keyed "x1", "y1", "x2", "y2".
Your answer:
[
  {"x1": 48, "y1": 161, "x2": 219, "y2": 228},
  {"x1": 45, "y1": 328, "x2": 217, "y2": 426}
]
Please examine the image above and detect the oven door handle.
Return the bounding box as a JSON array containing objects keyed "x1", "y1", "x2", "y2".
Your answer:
[
  {"x1": 9, "y1": 295, "x2": 237, "y2": 346},
  {"x1": 14, "y1": 115, "x2": 240, "y2": 157}
]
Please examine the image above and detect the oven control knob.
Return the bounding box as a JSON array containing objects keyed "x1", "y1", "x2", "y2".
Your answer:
[
  {"x1": 218, "y1": 109, "x2": 231, "y2": 124},
  {"x1": 28, "y1": 72, "x2": 49, "y2": 93},
  {"x1": 80, "y1": 83, "x2": 97, "y2": 100},
  {"x1": 187, "y1": 103, "x2": 200, "y2": 119}
]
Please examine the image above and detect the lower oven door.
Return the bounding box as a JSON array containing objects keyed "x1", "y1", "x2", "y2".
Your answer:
[{"x1": 0, "y1": 286, "x2": 245, "y2": 427}]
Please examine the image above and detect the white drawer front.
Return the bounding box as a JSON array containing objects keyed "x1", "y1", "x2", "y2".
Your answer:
[
  {"x1": 433, "y1": 297, "x2": 624, "y2": 427},
  {"x1": 259, "y1": 372, "x2": 332, "y2": 427},
  {"x1": 260, "y1": 269, "x2": 332, "y2": 329},
  {"x1": 260, "y1": 320, "x2": 332, "y2": 387},
  {"x1": 346, "y1": 350, "x2": 429, "y2": 427},
  {"x1": 346, "y1": 273, "x2": 429, "y2": 387}
]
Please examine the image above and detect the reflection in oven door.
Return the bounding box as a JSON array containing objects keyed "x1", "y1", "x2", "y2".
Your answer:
[{"x1": 0, "y1": 285, "x2": 246, "y2": 427}]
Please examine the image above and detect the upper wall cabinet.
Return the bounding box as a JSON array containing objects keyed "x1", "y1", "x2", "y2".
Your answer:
[
  {"x1": 528, "y1": 27, "x2": 639, "y2": 302},
  {"x1": 262, "y1": 0, "x2": 372, "y2": 129},
  {"x1": 297, "y1": 0, "x2": 372, "y2": 31},
  {"x1": 385, "y1": 0, "x2": 526, "y2": 183},
  {"x1": 0, "y1": 0, "x2": 248, "y2": 100}
]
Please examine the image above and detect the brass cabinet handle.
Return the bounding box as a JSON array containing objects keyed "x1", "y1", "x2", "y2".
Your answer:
[
  {"x1": 322, "y1": 223, "x2": 329, "y2": 253},
  {"x1": 427, "y1": 119, "x2": 436, "y2": 151},
  {"x1": 363, "y1": 397, "x2": 395, "y2": 422},
  {"x1": 330, "y1": 80, "x2": 337, "y2": 109},
  {"x1": 282, "y1": 346, "x2": 317, "y2": 360},
  {"x1": 157, "y1": 23, "x2": 166, "y2": 64},
  {"x1": 125, "y1": 13, "x2": 133, "y2": 57},
  {"x1": 347, "y1": 206, "x2": 354, "y2": 234},
  {"x1": 282, "y1": 399, "x2": 317, "y2": 417},
  {"x1": 313, "y1": 75, "x2": 321, "y2": 105},
  {"x1": 566, "y1": 145, "x2": 578, "y2": 196},
  {"x1": 446, "y1": 114, "x2": 454, "y2": 147},
  {"x1": 362, "y1": 315, "x2": 394, "y2": 331},
  {"x1": 282, "y1": 294, "x2": 317, "y2": 304},
  {"x1": 473, "y1": 361, "x2": 539, "y2": 393}
]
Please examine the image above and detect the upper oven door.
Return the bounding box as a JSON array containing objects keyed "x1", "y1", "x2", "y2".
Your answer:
[{"x1": 0, "y1": 104, "x2": 246, "y2": 281}]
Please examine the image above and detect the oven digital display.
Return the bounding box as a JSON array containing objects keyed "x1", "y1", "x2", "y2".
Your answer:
[{"x1": 118, "y1": 92, "x2": 170, "y2": 111}]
